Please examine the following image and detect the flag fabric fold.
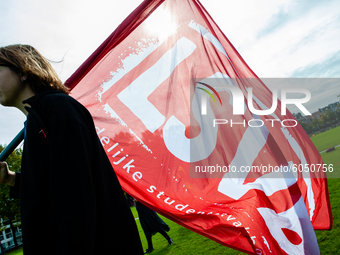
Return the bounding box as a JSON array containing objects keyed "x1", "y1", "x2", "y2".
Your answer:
[{"x1": 66, "y1": 0, "x2": 332, "y2": 254}]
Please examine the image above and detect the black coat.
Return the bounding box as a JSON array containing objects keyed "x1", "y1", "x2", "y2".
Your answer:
[
  {"x1": 136, "y1": 202, "x2": 170, "y2": 238},
  {"x1": 11, "y1": 90, "x2": 143, "y2": 255}
]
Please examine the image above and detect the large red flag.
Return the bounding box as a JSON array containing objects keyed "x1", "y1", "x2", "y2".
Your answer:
[{"x1": 65, "y1": 0, "x2": 332, "y2": 254}]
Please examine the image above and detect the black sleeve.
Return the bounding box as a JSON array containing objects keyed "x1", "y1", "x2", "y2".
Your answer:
[{"x1": 9, "y1": 172, "x2": 21, "y2": 199}]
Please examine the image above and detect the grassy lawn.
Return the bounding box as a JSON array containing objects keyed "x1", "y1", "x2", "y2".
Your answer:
[
  {"x1": 2, "y1": 247, "x2": 23, "y2": 255},
  {"x1": 310, "y1": 125, "x2": 340, "y2": 152},
  {"x1": 131, "y1": 207, "x2": 241, "y2": 255},
  {"x1": 5, "y1": 127, "x2": 340, "y2": 255},
  {"x1": 314, "y1": 139, "x2": 340, "y2": 254}
]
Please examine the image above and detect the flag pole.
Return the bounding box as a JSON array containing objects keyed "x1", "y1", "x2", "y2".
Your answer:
[{"x1": 0, "y1": 128, "x2": 24, "y2": 161}]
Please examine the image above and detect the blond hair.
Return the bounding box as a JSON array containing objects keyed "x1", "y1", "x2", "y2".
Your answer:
[{"x1": 0, "y1": 44, "x2": 69, "y2": 94}]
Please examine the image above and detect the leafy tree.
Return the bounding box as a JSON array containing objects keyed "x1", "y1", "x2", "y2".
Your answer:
[
  {"x1": 299, "y1": 121, "x2": 309, "y2": 133},
  {"x1": 299, "y1": 121, "x2": 314, "y2": 134},
  {"x1": 322, "y1": 109, "x2": 337, "y2": 127},
  {"x1": 335, "y1": 103, "x2": 340, "y2": 119},
  {"x1": 0, "y1": 144, "x2": 22, "y2": 250}
]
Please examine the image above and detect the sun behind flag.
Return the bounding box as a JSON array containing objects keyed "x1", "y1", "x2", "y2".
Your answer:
[{"x1": 66, "y1": 0, "x2": 332, "y2": 254}]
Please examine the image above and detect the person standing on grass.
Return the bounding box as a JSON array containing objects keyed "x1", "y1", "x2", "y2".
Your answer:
[
  {"x1": 134, "y1": 200, "x2": 173, "y2": 254},
  {"x1": 0, "y1": 44, "x2": 143, "y2": 255}
]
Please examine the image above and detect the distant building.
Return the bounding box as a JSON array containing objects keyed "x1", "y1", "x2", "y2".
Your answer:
[
  {"x1": 294, "y1": 101, "x2": 338, "y2": 124},
  {"x1": 293, "y1": 112, "x2": 303, "y2": 119},
  {"x1": 294, "y1": 111, "x2": 321, "y2": 124},
  {"x1": 319, "y1": 102, "x2": 339, "y2": 113},
  {"x1": 0, "y1": 218, "x2": 22, "y2": 253},
  {"x1": 312, "y1": 111, "x2": 322, "y2": 119}
]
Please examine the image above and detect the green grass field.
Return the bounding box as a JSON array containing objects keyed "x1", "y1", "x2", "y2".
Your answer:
[
  {"x1": 310, "y1": 125, "x2": 340, "y2": 152},
  {"x1": 5, "y1": 127, "x2": 340, "y2": 255},
  {"x1": 311, "y1": 126, "x2": 340, "y2": 254}
]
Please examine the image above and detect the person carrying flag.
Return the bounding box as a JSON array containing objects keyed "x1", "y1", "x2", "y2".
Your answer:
[
  {"x1": 133, "y1": 198, "x2": 173, "y2": 254},
  {"x1": 0, "y1": 44, "x2": 143, "y2": 255}
]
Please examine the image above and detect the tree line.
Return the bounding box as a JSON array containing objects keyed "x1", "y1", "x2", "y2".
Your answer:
[
  {"x1": 297, "y1": 101, "x2": 340, "y2": 135},
  {"x1": 0, "y1": 144, "x2": 21, "y2": 252}
]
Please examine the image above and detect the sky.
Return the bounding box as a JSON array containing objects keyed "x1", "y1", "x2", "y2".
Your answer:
[{"x1": 0, "y1": 0, "x2": 340, "y2": 145}]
